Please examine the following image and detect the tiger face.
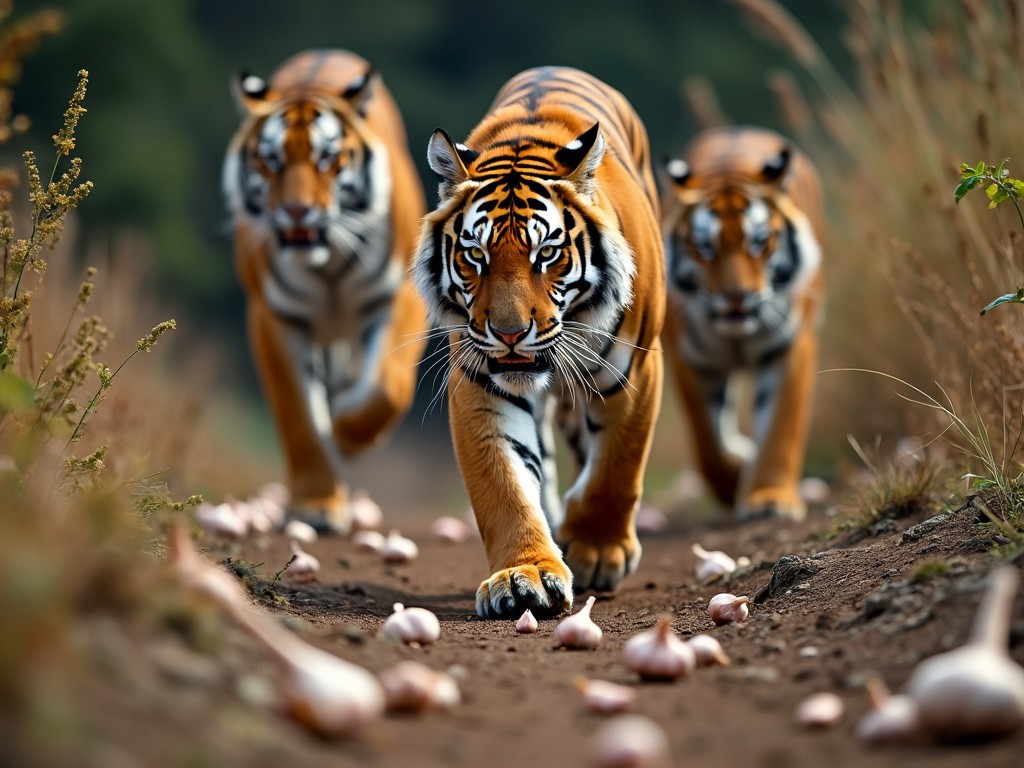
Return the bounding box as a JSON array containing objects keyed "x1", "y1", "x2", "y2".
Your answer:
[
  {"x1": 662, "y1": 147, "x2": 819, "y2": 357},
  {"x1": 224, "y1": 70, "x2": 387, "y2": 269},
  {"x1": 417, "y1": 125, "x2": 635, "y2": 397}
]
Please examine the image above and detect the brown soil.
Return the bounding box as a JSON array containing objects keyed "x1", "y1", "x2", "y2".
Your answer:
[{"x1": 55, "y1": 487, "x2": 1024, "y2": 768}]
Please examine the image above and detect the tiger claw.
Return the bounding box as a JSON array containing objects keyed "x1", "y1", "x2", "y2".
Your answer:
[{"x1": 475, "y1": 562, "x2": 573, "y2": 619}]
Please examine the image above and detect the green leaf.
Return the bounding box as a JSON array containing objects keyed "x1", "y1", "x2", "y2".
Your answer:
[
  {"x1": 980, "y1": 290, "x2": 1024, "y2": 315},
  {"x1": 0, "y1": 371, "x2": 36, "y2": 412},
  {"x1": 954, "y1": 176, "x2": 981, "y2": 202},
  {"x1": 976, "y1": 160, "x2": 987, "y2": 175}
]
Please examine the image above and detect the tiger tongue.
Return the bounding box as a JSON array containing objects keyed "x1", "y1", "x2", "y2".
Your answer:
[{"x1": 497, "y1": 352, "x2": 535, "y2": 364}]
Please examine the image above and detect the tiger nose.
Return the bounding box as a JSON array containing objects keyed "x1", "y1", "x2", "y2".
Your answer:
[
  {"x1": 282, "y1": 204, "x2": 311, "y2": 225},
  {"x1": 490, "y1": 323, "x2": 530, "y2": 347}
]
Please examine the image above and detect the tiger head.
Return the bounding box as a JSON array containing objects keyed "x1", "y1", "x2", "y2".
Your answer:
[
  {"x1": 415, "y1": 123, "x2": 635, "y2": 397},
  {"x1": 661, "y1": 145, "x2": 817, "y2": 341},
  {"x1": 223, "y1": 66, "x2": 387, "y2": 267}
]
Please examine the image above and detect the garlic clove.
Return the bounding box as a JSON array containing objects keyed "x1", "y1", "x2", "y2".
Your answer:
[
  {"x1": 258, "y1": 481, "x2": 291, "y2": 509},
  {"x1": 589, "y1": 714, "x2": 671, "y2": 768},
  {"x1": 246, "y1": 496, "x2": 278, "y2": 534},
  {"x1": 349, "y1": 490, "x2": 383, "y2": 531},
  {"x1": 623, "y1": 616, "x2": 695, "y2": 681},
  {"x1": 692, "y1": 542, "x2": 737, "y2": 582},
  {"x1": 575, "y1": 676, "x2": 636, "y2": 714},
  {"x1": 708, "y1": 593, "x2": 750, "y2": 626},
  {"x1": 431, "y1": 515, "x2": 470, "y2": 543},
  {"x1": 856, "y1": 676, "x2": 920, "y2": 744},
  {"x1": 904, "y1": 566, "x2": 1024, "y2": 741},
  {"x1": 516, "y1": 609, "x2": 539, "y2": 634},
  {"x1": 284, "y1": 519, "x2": 318, "y2": 545},
  {"x1": 380, "y1": 602, "x2": 441, "y2": 645},
  {"x1": 554, "y1": 595, "x2": 602, "y2": 650},
  {"x1": 286, "y1": 540, "x2": 320, "y2": 583},
  {"x1": 686, "y1": 634, "x2": 730, "y2": 667},
  {"x1": 196, "y1": 501, "x2": 248, "y2": 540},
  {"x1": 380, "y1": 660, "x2": 460, "y2": 713},
  {"x1": 352, "y1": 529, "x2": 386, "y2": 553},
  {"x1": 381, "y1": 529, "x2": 418, "y2": 563},
  {"x1": 794, "y1": 691, "x2": 845, "y2": 728}
]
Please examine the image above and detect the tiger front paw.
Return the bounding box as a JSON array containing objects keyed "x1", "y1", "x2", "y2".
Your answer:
[
  {"x1": 737, "y1": 487, "x2": 806, "y2": 523},
  {"x1": 475, "y1": 560, "x2": 573, "y2": 619},
  {"x1": 286, "y1": 495, "x2": 351, "y2": 535},
  {"x1": 560, "y1": 532, "x2": 641, "y2": 594}
]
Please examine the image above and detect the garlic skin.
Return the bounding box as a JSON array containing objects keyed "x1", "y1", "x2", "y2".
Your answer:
[
  {"x1": 431, "y1": 515, "x2": 470, "y2": 543},
  {"x1": 380, "y1": 660, "x2": 460, "y2": 712},
  {"x1": 554, "y1": 595, "x2": 602, "y2": 649},
  {"x1": 686, "y1": 634, "x2": 730, "y2": 667},
  {"x1": 856, "y1": 676, "x2": 920, "y2": 744},
  {"x1": 286, "y1": 540, "x2": 320, "y2": 583},
  {"x1": 589, "y1": 714, "x2": 671, "y2": 768},
  {"x1": 195, "y1": 501, "x2": 248, "y2": 540},
  {"x1": 258, "y1": 481, "x2": 291, "y2": 509},
  {"x1": 516, "y1": 609, "x2": 539, "y2": 634},
  {"x1": 352, "y1": 529, "x2": 386, "y2": 553},
  {"x1": 166, "y1": 518, "x2": 383, "y2": 737},
  {"x1": 284, "y1": 519, "x2": 318, "y2": 545},
  {"x1": 904, "y1": 566, "x2": 1024, "y2": 741},
  {"x1": 708, "y1": 593, "x2": 750, "y2": 625},
  {"x1": 381, "y1": 530, "x2": 418, "y2": 563},
  {"x1": 349, "y1": 491, "x2": 383, "y2": 531},
  {"x1": 794, "y1": 691, "x2": 845, "y2": 728},
  {"x1": 623, "y1": 617, "x2": 695, "y2": 680},
  {"x1": 692, "y1": 542, "x2": 737, "y2": 582},
  {"x1": 380, "y1": 603, "x2": 441, "y2": 645},
  {"x1": 575, "y1": 676, "x2": 635, "y2": 714}
]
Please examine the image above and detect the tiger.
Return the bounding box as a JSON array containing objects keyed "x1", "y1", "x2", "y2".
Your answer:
[
  {"x1": 660, "y1": 126, "x2": 825, "y2": 522},
  {"x1": 222, "y1": 49, "x2": 427, "y2": 533},
  {"x1": 414, "y1": 66, "x2": 665, "y2": 619}
]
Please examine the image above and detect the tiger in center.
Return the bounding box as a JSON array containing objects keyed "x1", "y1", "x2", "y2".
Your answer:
[{"x1": 414, "y1": 67, "x2": 665, "y2": 619}]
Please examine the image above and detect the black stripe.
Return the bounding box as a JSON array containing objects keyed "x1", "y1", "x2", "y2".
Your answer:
[{"x1": 505, "y1": 436, "x2": 543, "y2": 484}]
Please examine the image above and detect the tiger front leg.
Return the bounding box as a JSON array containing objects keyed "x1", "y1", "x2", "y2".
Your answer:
[
  {"x1": 450, "y1": 376, "x2": 572, "y2": 620},
  {"x1": 737, "y1": 324, "x2": 818, "y2": 522},
  {"x1": 247, "y1": 300, "x2": 351, "y2": 533},
  {"x1": 557, "y1": 348, "x2": 662, "y2": 594}
]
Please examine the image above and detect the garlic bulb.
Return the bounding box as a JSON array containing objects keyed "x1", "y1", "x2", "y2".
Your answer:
[
  {"x1": 349, "y1": 491, "x2": 383, "y2": 531},
  {"x1": 284, "y1": 519, "x2": 318, "y2": 545},
  {"x1": 381, "y1": 529, "x2": 418, "y2": 563},
  {"x1": 708, "y1": 593, "x2": 750, "y2": 625},
  {"x1": 686, "y1": 634, "x2": 730, "y2": 667},
  {"x1": 380, "y1": 603, "x2": 441, "y2": 645},
  {"x1": 516, "y1": 609, "x2": 539, "y2": 634},
  {"x1": 352, "y1": 529, "x2": 386, "y2": 553},
  {"x1": 195, "y1": 501, "x2": 248, "y2": 540},
  {"x1": 166, "y1": 517, "x2": 383, "y2": 737},
  {"x1": 575, "y1": 676, "x2": 635, "y2": 714},
  {"x1": 286, "y1": 540, "x2": 320, "y2": 583},
  {"x1": 589, "y1": 714, "x2": 670, "y2": 768},
  {"x1": 431, "y1": 515, "x2": 470, "y2": 543},
  {"x1": 623, "y1": 616, "x2": 695, "y2": 680},
  {"x1": 554, "y1": 595, "x2": 602, "y2": 649},
  {"x1": 794, "y1": 691, "x2": 845, "y2": 728},
  {"x1": 692, "y1": 542, "x2": 737, "y2": 581},
  {"x1": 856, "y1": 676, "x2": 920, "y2": 744},
  {"x1": 380, "y1": 660, "x2": 460, "y2": 712},
  {"x1": 904, "y1": 566, "x2": 1024, "y2": 741},
  {"x1": 246, "y1": 496, "x2": 280, "y2": 533},
  {"x1": 258, "y1": 481, "x2": 291, "y2": 508}
]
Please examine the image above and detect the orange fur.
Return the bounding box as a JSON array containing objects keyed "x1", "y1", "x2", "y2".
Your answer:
[
  {"x1": 224, "y1": 50, "x2": 426, "y2": 532},
  {"x1": 661, "y1": 126, "x2": 824, "y2": 521},
  {"x1": 416, "y1": 67, "x2": 664, "y2": 617}
]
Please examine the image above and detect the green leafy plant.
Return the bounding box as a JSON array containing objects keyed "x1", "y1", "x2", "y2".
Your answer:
[{"x1": 954, "y1": 160, "x2": 1024, "y2": 315}]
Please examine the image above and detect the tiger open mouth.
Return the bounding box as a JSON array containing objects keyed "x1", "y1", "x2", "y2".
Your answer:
[
  {"x1": 492, "y1": 352, "x2": 547, "y2": 372},
  {"x1": 277, "y1": 227, "x2": 327, "y2": 248}
]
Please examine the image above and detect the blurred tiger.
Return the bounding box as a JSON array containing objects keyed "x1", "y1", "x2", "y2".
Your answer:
[
  {"x1": 415, "y1": 67, "x2": 665, "y2": 618},
  {"x1": 661, "y1": 126, "x2": 825, "y2": 522},
  {"x1": 223, "y1": 50, "x2": 427, "y2": 533}
]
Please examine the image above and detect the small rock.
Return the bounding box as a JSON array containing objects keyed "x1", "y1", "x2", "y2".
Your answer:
[
  {"x1": 900, "y1": 512, "x2": 955, "y2": 543},
  {"x1": 753, "y1": 555, "x2": 823, "y2": 604}
]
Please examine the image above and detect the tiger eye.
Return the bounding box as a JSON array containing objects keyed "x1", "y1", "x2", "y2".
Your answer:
[{"x1": 539, "y1": 245, "x2": 554, "y2": 259}]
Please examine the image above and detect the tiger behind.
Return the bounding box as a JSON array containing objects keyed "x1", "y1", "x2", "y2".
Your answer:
[
  {"x1": 661, "y1": 126, "x2": 825, "y2": 521},
  {"x1": 223, "y1": 50, "x2": 427, "y2": 532},
  {"x1": 415, "y1": 67, "x2": 665, "y2": 618}
]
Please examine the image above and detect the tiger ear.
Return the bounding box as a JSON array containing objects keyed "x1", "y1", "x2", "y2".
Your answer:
[
  {"x1": 559, "y1": 123, "x2": 605, "y2": 196},
  {"x1": 427, "y1": 128, "x2": 477, "y2": 190},
  {"x1": 341, "y1": 67, "x2": 376, "y2": 115},
  {"x1": 232, "y1": 71, "x2": 275, "y2": 116},
  {"x1": 760, "y1": 145, "x2": 792, "y2": 186}
]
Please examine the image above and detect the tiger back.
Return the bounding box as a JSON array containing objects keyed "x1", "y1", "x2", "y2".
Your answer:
[
  {"x1": 223, "y1": 50, "x2": 427, "y2": 532},
  {"x1": 416, "y1": 67, "x2": 665, "y2": 618},
  {"x1": 661, "y1": 126, "x2": 825, "y2": 521}
]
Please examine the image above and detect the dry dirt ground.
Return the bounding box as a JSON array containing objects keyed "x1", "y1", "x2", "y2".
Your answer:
[{"x1": 56, "y1": 486, "x2": 1024, "y2": 768}]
